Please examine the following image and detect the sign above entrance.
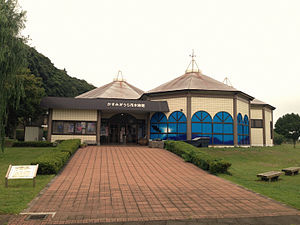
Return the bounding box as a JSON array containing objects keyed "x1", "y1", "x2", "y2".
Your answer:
[
  {"x1": 41, "y1": 97, "x2": 169, "y2": 112},
  {"x1": 107, "y1": 102, "x2": 145, "y2": 108}
]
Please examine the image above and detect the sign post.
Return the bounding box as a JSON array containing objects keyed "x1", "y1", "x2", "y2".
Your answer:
[{"x1": 5, "y1": 164, "x2": 39, "y2": 188}]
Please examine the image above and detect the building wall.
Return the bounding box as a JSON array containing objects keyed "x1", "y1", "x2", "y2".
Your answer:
[
  {"x1": 251, "y1": 108, "x2": 263, "y2": 119},
  {"x1": 51, "y1": 135, "x2": 96, "y2": 143},
  {"x1": 152, "y1": 97, "x2": 187, "y2": 118},
  {"x1": 250, "y1": 107, "x2": 263, "y2": 146},
  {"x1": 265, "y1": 108, "x2": 273, "y2": 146},
  {"x1": 52, "y1": 109, "x2": 97, "y2": 121},
  {"x1": 237, "y1": 98, "x2": 249, "y2": 117},
  {"x1": 251, "y1": 129, "x2": 264, "y2": 146},
  {"x1": 250, "y1": 106, "x2": 274, "y2": 146},
  {"x1": 191, "y1": 96, "x2": 233, "y2": 118}
]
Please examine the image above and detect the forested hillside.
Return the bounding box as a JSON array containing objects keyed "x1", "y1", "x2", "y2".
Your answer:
[{"x1": 26, "y1": 46, "x2": 95, "y2": 97}]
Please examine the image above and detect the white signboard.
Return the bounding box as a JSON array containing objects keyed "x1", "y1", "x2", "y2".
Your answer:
[
  {"x1": 107, "y1": 102, "x2": 145, "y2": 108},
  {"x1": 7, "y1": 165, "x2": 38, "y2": 179},
  {"x1": 5, "y1": 164, "x2": 39, "y2": 187}
]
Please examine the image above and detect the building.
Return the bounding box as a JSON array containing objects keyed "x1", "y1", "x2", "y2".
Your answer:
[{"x1": 41, "y1": 57, "x2": 275, "y2": 147}]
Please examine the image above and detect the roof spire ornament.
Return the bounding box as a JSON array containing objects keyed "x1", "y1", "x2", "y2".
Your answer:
[
  {"x1": 185, "y1": 49, "x2": 201, "y2": 73},
  {"x1": 223, "y1": 77, "x2": 233, "y2": 87},
  {"x1": 113, "y1": 70, "x2": 126, "y2": 82}
]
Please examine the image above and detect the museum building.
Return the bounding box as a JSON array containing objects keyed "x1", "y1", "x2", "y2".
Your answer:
[{"x1": 41, "y1": 58, "x2": 275, "y2": 147}]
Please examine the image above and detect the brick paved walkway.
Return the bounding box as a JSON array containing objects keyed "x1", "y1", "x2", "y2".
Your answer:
[{"x1": 8, "y1": 146, "x2": 300, "y2": 224}]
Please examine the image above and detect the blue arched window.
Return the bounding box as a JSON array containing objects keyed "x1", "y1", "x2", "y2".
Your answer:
[
  {"x1": 213, "y1": 111, "x2": 234, "y2": 145},
  {"x1": 237, "y1": 114, "x2": 250, "y2": 145},
  {"x1": 237, "y1": 113, "x2": 244, "y2": 145},
  {"x1": 150, "y1": 112, "x2": 168, "y2": 140},
  {"x1": 168, "y1": 111, "x2": 187, "y2": 141},
  {"x1": 191, "y1": 111, "x2": 212, "y2": 144},
  {"x1": 243, "y1": 115, "x2": 250, "y2": 145}
]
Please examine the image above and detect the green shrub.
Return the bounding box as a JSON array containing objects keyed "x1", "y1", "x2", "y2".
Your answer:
[
  {"x1": 32, "y1": 151, "x2": 70, "y2": 174},
  {"x1": 13, "y1": 141, "x2": 54, "y2": 147},
  {"x1": 31, "y1": 139, "x2": 81, "y2": 174},
  {"x1": 58, "y1": 139, "x2": 81, "y2": 155},
  {"x1": 4, "y1": 139, "x2": 17, "y2": 147},
  {"x1": 164, "y1": 140, "x2": 231, "y2": 174},
  {"x1": 274, "y1": 131, "x2": 286, "y2": 145}
]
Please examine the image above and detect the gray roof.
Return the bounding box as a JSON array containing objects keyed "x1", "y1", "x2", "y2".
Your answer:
[
  {"x1": 41, "y1": 97, "x2": 169, "y2": 112},
  {"x1": 76, "y1": 80, "x2": 144, "y2": 99},
  {"x1": 146, "y1": 71, "x2": 252, "y2": 99},
  {"x1": 251, "y1": 98, "x2": 275, "y2": 110}
]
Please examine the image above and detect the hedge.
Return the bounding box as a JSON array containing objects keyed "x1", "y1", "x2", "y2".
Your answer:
[
  {"x1": 31, "y1": 151, "x2": 70, "y2": 174},
  {"x1": 58, "y1": 139, "x2": 81, "y2": 155},
  {"x1": 164, "y1": 141, "x2": 231, "y2": 174},
  {"x1": 13, "y1": 141, "x2": 54, "y2": 147},
  {"x1": 31, "y1": 139, "x2": 81, "y2": 175},
  {"x1": 4, "y1": 139, "x2": 17, "y2": 147}
]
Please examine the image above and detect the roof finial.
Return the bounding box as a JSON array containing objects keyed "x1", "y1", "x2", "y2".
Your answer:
[
  {"x1": 186, "y1": 49, "x2": 201, "y2": 73},
  {"x1": 223, "y1": 77, "x2": 233, "y2": 87},
  {"x1": 114, "y1": 70, "x2": 126, "y2": 82}
]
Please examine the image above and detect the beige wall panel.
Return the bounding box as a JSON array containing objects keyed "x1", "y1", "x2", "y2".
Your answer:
[
  {"x1": 153, "y1": 98, "x2": 187, "y2": 118},
  {"x1": 251, "y1": 108, "x2": 263, "y2": 119},
  {"x1": 52, "y1": 109, "x2": 97, "y2": 121},
  {"x1": 191, "y1": 97, "x2": 233, "y2": 118},
  {"x1": 265, "y1": 109, "x2": 273, "y2": 146},
  {"x1": 251, "y1": 129, "x2": 264, "y2": 146},
  {"x1": 51, "y1": 135, "x2": 96, "y2": 143},
  {"x1": 237, "y1": 99, "x2": 249, "y2": 117}
]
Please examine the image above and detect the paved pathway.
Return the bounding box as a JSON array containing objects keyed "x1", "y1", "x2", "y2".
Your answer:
[{"x1": 8, "y1": 146, "x2": 300, "y2": 224}]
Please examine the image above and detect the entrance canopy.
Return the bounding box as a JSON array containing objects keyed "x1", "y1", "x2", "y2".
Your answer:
[{"x1": 41, "y1": 97, "x2": 169, "y2": 112}]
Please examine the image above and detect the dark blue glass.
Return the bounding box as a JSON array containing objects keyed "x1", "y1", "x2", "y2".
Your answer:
[
  {"x1": 213, "y1": 123, "x2": 222, "y2": 133},
  {"x1": 224, "y1": 135, "x2": 234, "y2": 145},
  {"x1": 178, "y1": 123, "x2": 187, "y2": 132},
  {"x1": 192, "y1": 111, "x2": 212, "y2": 122},
  {"x1": 192, "y1": 123, "x2": 201, "y2": 133},
  {"x1": 213, "y1": 135, "x2": 222, "y2": 144},
  {"x1": 203, "y1": 123, "x2": 212, "y2": 133},
  {"x1": 224, "y1": 124, "x2": 233, "y2": 134},
  {"x1": 244, "y1": 115, "x2": 249, "y2": 125},
  {"x1": 237, "y1": 113, "x2": 243, "y2": 123}
]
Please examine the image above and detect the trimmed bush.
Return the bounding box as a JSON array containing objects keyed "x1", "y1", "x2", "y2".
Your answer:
[
  {"x1": 32, "y1": 151, "x2": 70, "y2": 174},
  {"x1": 4, "y1": 139, "x2": 17, "y2": 147},
  {"x1": 164, "y1": 140, "x2": 231, "y2": 174},
  {"x1": 31, "y1": 139, "x2": 81, "y2": 174},
  {"x1": 58, "y1": 139, "x2": 81, "y2": 155},
  {"x1": 13, "y1": 141, "x2": 54, "y2": 147}
]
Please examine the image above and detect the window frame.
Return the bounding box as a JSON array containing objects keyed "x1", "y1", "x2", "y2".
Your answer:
[
  {"x1": 251, "y1": 119, "x2": 263, "y2": 128},
  {"x1": 52, "y1": 120, "x2": 97, "y2": 135}
]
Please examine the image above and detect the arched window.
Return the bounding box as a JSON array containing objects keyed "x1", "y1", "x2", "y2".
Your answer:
[
  {"x1": 213, "y1": 111, "x2": 234, "y2": 145},
  {"x1": 191, "y1": 111, "x2": 212, "y2": 144},
  {"x1": 237, "y1": 113, "x2": 244, "y2": 145},
  {"x1": 237, "y1": 114, "x2": 250, "y2": 145},
  {"x1": 150, "y1": 112, "x2": 167, "y2": 140},
  {"x1": 168, "y1": 111, "x2": 187, "y2": 141},
  {"x1": 243, "y1": 115, "x2": 250, "y2": 145}
]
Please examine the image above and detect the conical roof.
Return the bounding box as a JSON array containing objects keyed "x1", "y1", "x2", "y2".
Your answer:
[
  {"x1": 76, "y1": 78, "x2": 143, "y2": 99},
  {"x1": 146, "y1": 71, "x2": 239, "y2": 94}
]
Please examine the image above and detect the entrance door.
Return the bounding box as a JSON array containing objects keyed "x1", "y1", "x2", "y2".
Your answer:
[{"x1": 108, "y1": 113, "x2": 139, "y2": 144}]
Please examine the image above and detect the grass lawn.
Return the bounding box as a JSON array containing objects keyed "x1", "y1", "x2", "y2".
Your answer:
[
  {"x1": 0, "y1": 147, "x2": 55, "y2": 214},
  {"x1": 202, "y1": 143, "x2": 300, "y2": 210}
]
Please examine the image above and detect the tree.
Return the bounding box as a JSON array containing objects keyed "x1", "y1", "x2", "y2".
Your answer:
[
  {"x1": 16, "y1": 73, "x2": 46, "y2": 130},
  {"x1": 6, "y1": 71, "x2": 45, "y2": 138},
  {"x1": 0, "y1": 0, "x2": 27, "y2": 152},
  {"x1": 275, "y1": 113, "x2": 300, "y2": 148}
]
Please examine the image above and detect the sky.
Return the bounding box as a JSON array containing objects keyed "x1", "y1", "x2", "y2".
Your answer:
[{"x1": 18, "y1": 0, "x2": 300, "y2": 122}]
